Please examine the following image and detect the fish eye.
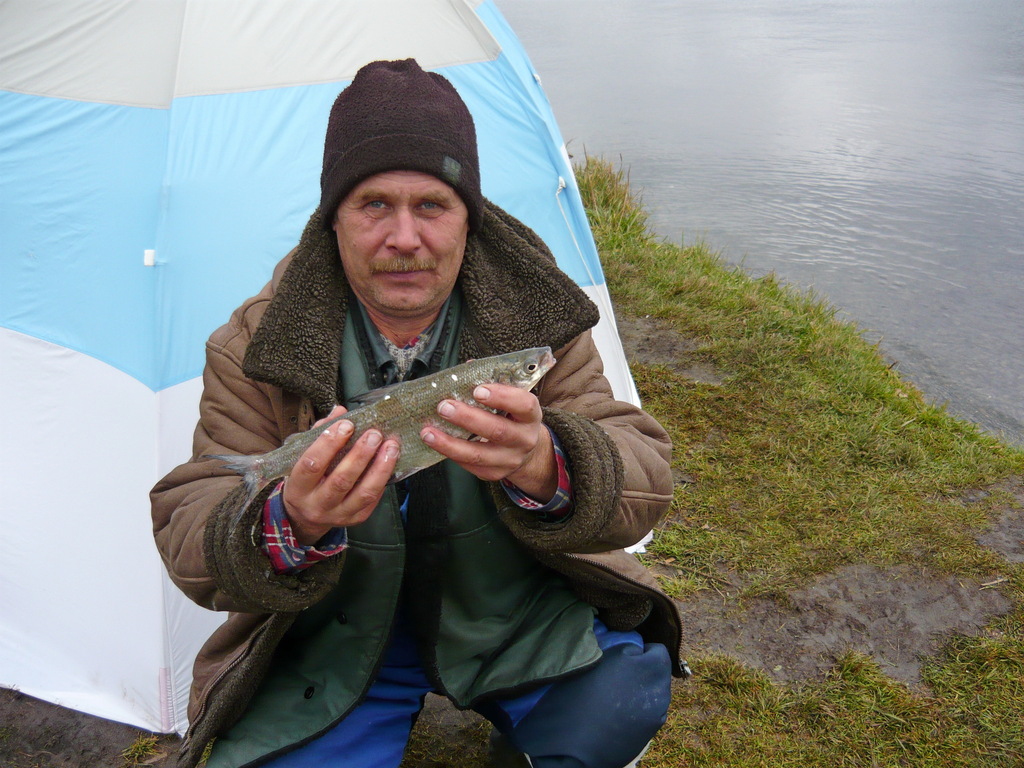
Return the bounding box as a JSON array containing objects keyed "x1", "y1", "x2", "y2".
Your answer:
[{"x1": 526, "y1": 363, "x2": 537, "y2": 372}]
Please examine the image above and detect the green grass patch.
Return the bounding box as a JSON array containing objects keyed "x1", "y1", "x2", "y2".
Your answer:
[
  {"x1": 649, "y1": 647, "x2": 1024, "y2": 768},
  {"x1": 578, "y1": 156, "x2": 1023, "y2": 593},
  {"x1": 121, "y1": 734, "x2": 160, "y2": 766}
]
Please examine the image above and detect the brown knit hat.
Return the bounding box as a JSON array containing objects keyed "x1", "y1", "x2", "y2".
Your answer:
[{"x1": 320, "y1": 59, "x2": 483, "y2": 233}]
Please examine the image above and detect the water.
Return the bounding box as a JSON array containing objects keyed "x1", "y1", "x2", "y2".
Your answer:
[{"x1": 498, "y1": 0, "x2": 1024, "y2": 445}]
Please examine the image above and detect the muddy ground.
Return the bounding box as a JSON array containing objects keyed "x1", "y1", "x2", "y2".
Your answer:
[{"x1": 2, "y1": 314, "x2": 1021, "y2": 767}]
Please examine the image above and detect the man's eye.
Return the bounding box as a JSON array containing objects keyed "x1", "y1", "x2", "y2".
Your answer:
[
  {"x1": 420, "y1": 201, "x2": 439, "y2": 210},
  {"x1": 366, "y1": 200, "x2": 386, "y2": 209}
]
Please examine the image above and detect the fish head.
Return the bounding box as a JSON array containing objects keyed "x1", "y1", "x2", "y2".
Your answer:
[{"x1": 498, "y1": 346, "x2": 556, "y2": 390}]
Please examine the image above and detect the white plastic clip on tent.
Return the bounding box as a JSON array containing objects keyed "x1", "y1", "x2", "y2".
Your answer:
[{"x1": 0, "y1": 0, "x2": 640, "y2": 735}]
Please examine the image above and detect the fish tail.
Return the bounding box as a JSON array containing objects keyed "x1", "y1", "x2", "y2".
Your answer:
[{"x1": 205, "y1": 453, "x2": 264, "y2": 518}]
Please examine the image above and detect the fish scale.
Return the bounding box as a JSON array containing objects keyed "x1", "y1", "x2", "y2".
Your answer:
[
  {"x1": 344, "y1": 367, "x2": 486, "y2": 476},
  {"x1": 211, "y1": 346, "x2": 556, "y2": 513}
]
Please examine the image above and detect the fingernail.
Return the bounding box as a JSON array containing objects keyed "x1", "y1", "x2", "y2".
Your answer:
[
  {"x1": 335, "y1": 420, "x2": 354, "y2": 437},
  {"x1": 385, "y1": 444, "x2": 399, "y2": 460},
  {"x1": 421, "y1": 429, "x2": 436, "y2": 445},
  {"x1": 365, "y1": 430, "x2": 382, "y2": 448},
  {"x1": 474, "y1": 386, "x2": 490, "y2": 401},
  {"x1": 438, "y1": 401, "x2": 455, "y2": 417}
]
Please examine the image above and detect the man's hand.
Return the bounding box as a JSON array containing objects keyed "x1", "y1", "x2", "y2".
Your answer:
[
  {"x1": 421, "y1": 384, "x2": 558, "y2": 502},
  {"x1": 283, "y1": 406, "x2": 400, "y2": 545}
]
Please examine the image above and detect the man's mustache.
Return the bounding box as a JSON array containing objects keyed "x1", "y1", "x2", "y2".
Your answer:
[{"x1": 370, "y1": 259, "x2": 438, "y2": 273}]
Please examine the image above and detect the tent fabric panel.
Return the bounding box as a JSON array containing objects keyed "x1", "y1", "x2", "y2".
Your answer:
[
  {"x1": 0, "y1": 329, "x2": 169, "y2": 729},
  {"x1": 446, "y1": 58, "x2": 589, "y2": 282},
  {"x1": 175, "y1": 0, "x2": 501, "y2": 100},
  {"x1": 579, "y1": 283, "x2": 641, "y2": 408},
  {"x1": 0, "y1": 92, "x2": 164, "y2": 385},
  {"x1": 0, "y1": 0, "x2": 185, "y2": 107},
  {"x1": 0, "y1": 0, "x2": 500, "y2": 108},
  {"x1": 152, "y1": 84, "x2": 340, "y2": 391},
  {"x1": 2, "y1": 63, "x2": 613, "y2": 393},
  {"x1": 162, "y1": 571, "x2": 226, "y2": 734},
  {"x1": 154, "y1": 376, "x2": 227, "y2": 733}
]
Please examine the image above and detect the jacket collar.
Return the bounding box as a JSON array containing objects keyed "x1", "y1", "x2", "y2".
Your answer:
[{"x1": 243, "y1": 201, "x2": 600, "y2": 413}]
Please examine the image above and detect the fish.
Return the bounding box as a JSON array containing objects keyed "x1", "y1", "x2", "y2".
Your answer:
[{"x1": 210, "y1": 346, "x2": 556, "y2": 511}]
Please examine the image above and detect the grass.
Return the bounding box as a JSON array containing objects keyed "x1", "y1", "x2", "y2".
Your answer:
[
  {"x1": 121, "y1": 733, "x2": 161, "y2": 765},
  {"x1": 654, "y1": 649, "x2": 1024, "y2": 767},
  {"x1": 576, "y1": 155, "x2": 1024, "y2": 767},
  {"x1": 579, "y1": 155, "x2": 1023, "y2": 591}
]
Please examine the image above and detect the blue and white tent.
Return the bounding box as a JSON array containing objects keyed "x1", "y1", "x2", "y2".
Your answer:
[{"x1": 0, "y1": 0, "x2": 638, "y2": 734}]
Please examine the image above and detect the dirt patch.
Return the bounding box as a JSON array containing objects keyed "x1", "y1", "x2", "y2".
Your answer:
[
  {"x1": 0, "y1": 688, "x2": 496, "y2": 768},
  {"x1": 2, "y1": 313, "x2": 1020, "y2": 767},
  {"x1": 0, "y1": 687, "x2": 179, "y2": 767},
  {"x1": 675, "y1": 564, "x2": 1014, "y2": 685},
  {"x1": 615, "y1": 314, "x2": 725, "y2": 386},
  {"x1": 973, "y1": 476, "x2": 1024, "y2": 563}
]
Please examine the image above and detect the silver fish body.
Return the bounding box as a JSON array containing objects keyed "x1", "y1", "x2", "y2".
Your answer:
[{"x1": 212, "y1": 346, "x2": 556, "y2": 508}]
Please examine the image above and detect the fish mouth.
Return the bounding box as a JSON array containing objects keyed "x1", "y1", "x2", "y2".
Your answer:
[{"x1": 540, "y1": 349, "x2": 557, "y2": 371}]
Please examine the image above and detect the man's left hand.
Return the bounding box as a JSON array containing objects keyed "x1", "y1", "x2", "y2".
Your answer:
[{"x1": 421, "y1": 384, "x2": 557, "y2": 502}]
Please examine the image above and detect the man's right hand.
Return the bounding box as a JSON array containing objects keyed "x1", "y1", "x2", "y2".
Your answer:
[{"x1": 282, "y1": 406, "x2": 400, "y2": 545}]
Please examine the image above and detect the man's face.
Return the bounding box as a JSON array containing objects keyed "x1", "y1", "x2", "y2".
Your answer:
[{"x1": 333, "y1": 170, "x2": 470, "y2": 330}]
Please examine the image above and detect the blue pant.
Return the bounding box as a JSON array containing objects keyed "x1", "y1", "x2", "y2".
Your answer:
[{"x1": 260, "y1": 618, "x2": 671, "y2": 768}]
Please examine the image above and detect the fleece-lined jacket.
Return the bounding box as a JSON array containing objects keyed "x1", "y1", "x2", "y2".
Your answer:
[{"x1": 151, "y1": 201, "x2": 682, "y2": 767}]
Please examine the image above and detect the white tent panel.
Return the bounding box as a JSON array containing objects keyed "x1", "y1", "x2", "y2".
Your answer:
[
  {"x1": 153, "y1": 376, "x2": 229, "y2": 733},
  {"x1": 161, "y1": 567, "x2": 226, "y2": 733},
  {"x1": 156, "y1": 375, "x2": 205, "y2": 478},
  {"x1": 0, "y1": 0, "x2": 500, "y2": 107},
  {"x1": 581, "y1": 285, "x2": 640, "y2": 407},
  {"x1": 175, "y1": 0, "x2": 500, "y2": 100},
  {"x1": 0, "y1": 329, "x2": 168, "y2": 726},
  {"x1": 0, "y1": 0, "x2": 186, "y2": 106},
  {"x1": 0, "y1": 330, "x2": 224, "y2": 733}
]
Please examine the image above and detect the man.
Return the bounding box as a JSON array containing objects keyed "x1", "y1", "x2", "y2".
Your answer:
[{"x1": 152, "y1": 59, "x2": 685, "y2": 768}]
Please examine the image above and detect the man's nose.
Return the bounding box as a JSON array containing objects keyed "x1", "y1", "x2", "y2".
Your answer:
[{"x1": 386, "y1": 207, "x2": 421, "y2": 252}]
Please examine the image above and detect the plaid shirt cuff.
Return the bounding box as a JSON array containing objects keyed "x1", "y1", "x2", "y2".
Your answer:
[
  {"x1": 262, "y1": 480, "x2": 347, "y2": 574},
  {"x1": 501, "y1": 428, "x2": 573, "y2": 520}
]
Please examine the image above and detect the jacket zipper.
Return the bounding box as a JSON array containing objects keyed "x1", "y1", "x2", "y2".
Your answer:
[{"x1": 180, "y1": 619, "x2": 274, "y2": 756}]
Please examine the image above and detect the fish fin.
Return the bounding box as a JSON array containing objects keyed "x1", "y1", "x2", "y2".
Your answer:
[
  {"x1": 205, "y1": 453, "x2": 263, "y2": 519},
  {"x1": 206, "y1": 452, "x2": 259, "y2": 476}
]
